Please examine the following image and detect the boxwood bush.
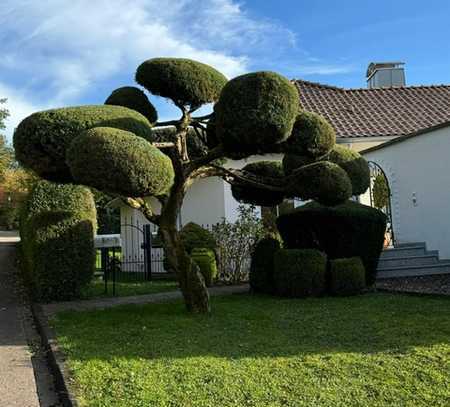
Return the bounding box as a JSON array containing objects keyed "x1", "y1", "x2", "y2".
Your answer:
[
  {"x1": 180, "y1": 222, "x2": 216, "y2": 254},
  {"x1": 273, "y1": 249, "x2": 327, "y2": 298},
  {"x1": 191, "y1": 248, "x2": 217, "y2": 287},
  {"x1": 249, "y1": 237, "x2": 281, "y2": 294},
  {"x1": 19, "y1": 180, "x2": 97, "y2": 302},
  {"x1": 277, "y1": 201, "x2": 386, "y2": 285},
  {"x1": 329, "y1": 257, "x2": 366, "y2": 296}
]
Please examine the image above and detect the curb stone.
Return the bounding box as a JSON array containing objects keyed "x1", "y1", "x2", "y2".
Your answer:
[{"x1": 30, "y1": 303, "x2": 78, "y2": 407}]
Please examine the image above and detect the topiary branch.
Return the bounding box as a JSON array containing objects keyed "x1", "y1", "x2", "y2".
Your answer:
[
  {"x1": 191, "y1": 113, "x2": 214, "y2": 122},
  {"x1": 186, "y1": 144, "x2": 224, "y2": 172}
]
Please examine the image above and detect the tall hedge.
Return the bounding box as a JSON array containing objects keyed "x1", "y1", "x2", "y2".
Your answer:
[
  {"x1": 20, "y1": 180, "x2": 97, "y2": 302},
  {"x1": 277, "y1": 201, "x2": 387, "y2": 285}
]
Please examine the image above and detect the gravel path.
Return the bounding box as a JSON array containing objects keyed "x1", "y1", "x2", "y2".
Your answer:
[{"x1": 376, "y1": 274, "x2": 450, "y2": 296}]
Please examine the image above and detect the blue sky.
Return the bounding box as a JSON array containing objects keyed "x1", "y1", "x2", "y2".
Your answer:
[{"x1": 1, "y1": 0, "x2": 450, "y2": 140}]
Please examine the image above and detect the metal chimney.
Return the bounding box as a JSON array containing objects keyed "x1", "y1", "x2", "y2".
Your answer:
[{"x1": 366, "y1": 62, "x2": 406, "y2": 88}]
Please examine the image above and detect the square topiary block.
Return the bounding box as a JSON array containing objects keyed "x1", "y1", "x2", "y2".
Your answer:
[
  {"x1": 329, "y1": 257, "x2": 366, "y2": 296},
  {"x1": 274, "y1": 249, "x2": 327, "y2": 298},
  {"x1": 250, "y1": 237, "x2": 281, "y2": 294}
]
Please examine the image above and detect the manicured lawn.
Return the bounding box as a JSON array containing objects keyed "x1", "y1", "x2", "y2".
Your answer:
[
  {"x1": 53, "y1": 293, "x2": 450, "y2": 406},
  {"x1": 81, "y1": 278, "x2": 179, "y2": 299}
]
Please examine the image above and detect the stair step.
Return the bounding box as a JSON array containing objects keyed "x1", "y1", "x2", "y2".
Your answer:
[
  {"x1": 394, "y1": 242, "x2": 426, "y2": 249},
  {"x1": 378, "y1": 254, "x2": 440, "y2": 268},
  {"x1": 377, "y1": 262, "x2": 450, "y2": 279},
  {"x1": 380, "y1": 245, "x2": 427, "y2": 258}
]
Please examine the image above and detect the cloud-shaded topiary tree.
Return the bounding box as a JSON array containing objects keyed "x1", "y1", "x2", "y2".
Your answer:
[{"x1": 13, "y1": 57, "x2": 372, "y2": 313}]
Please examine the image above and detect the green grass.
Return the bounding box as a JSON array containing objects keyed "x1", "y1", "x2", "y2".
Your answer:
[
  {"x1": 81, "y1": 278, "x2": 179, "y2": 299},
  {"x1": 53, "y1": 293, "x2": 450, "y2": 406}
]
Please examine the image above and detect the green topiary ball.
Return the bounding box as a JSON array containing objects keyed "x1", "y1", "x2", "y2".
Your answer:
[
  {"x1": 180, "y1": 222, "x2": 216, "y2": 254},
  {"x1": 286, "y1": 111, "x2": 335, "y2": 157},
  {"x1": 273, "y1": 248, "x2": 327, "y2": 298},
  {"x1": 136, "y1": 58, "x2": 227, "y2": 109},
  {"x1": 282, "y1": 153, "x2": 315, "y2": 175},
  {"x1": 215, "y1": 71, "x2": 299, "y2": 155},
  {"x1": 327, "y1": 145, "x2": 370, "y2": 196},
  {"x1": 105, "y1": 86, "x2": 158, "y2": 124},
  {"x1": 67, "y1": 127, "x2": 174, "y2": 197},
  {"x1": 287, "y1": 161, "x2": 352, "y2": 206},
  {"x1": 329, "y1": 257, "x2": 366, "y2": 296},
  {"x1": 13, "y1": 105, "x2": 154, "y2": 182},
  {"x1": 231, "y1": 161, "x2": 286, "y2": 206}
]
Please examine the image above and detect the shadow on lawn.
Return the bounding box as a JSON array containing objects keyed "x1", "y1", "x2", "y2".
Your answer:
[{"x1": 54, "y1": 292, "x2": 450, "y2": 361}]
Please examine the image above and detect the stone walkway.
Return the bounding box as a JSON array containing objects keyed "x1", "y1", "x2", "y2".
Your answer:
[
  {"x1": 0, "y1": 238, "x2": 40, "y2": 406},
  {"x1": 43, "y1": 284, "x2": 250, "y2": 317}
]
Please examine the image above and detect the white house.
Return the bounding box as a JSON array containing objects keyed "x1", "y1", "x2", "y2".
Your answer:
[{"x1": 114, "y1": 62, "x2": 450, "y2": 273}]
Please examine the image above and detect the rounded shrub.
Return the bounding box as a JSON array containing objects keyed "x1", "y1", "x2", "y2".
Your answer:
[
  {"x1": 287, "y1": 111, "x2": 335, "y2": 157},
  {"x1": 19, "y1": 180, "x2": 96, "y2": 302},
  {"x1": 215, "y1": 71, "x2": 299, "y2": 155},
  {"x1": 191, "y1": 248, "x2": 218, "y2": 287},
  {"x1": 327, "y1": 145, "x2": 370, "y2": 195},
  {"x1": 282, "y1": 153, "x2": 314, "y2": 175},
  {"x1": 231, "y1": 161, "x2": 286, "y2": 206},
  {"x1": 277, "y1": 201, "x2": 387, "y2": 286},
  {"x1": 180, "y1": 222, "x2": 216, "y2": 254},
  {"x1": 273, "y1": 249, "x2": 327, "y2": 298},
  {"x1": 105, "y1": 86, "x2": 158, "y2": 124},
  {"x1": 287, "y1": 161, "x2": 352, "y2": 206},
  {"x1": 136, "y1": 58, "x2": 227, "y2": 108},
  {"x1": 67, "y1": 127, "x2": 174, "y2": 198},
  {"x1": 329, "y1": 257, "x2": 366, "y2": 296},
  {"x1": 249, "y1": 237, "x2": 281, "y2": 294},
  {"x1": 13, "y1": 105, "x2": 154, "y2": 182}
]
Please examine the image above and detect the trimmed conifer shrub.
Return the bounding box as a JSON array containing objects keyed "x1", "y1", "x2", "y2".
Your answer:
[
  {"x1": 67, "y1": 127, "x2": 174, "y2": 197},
  {"x1": 231, "y1": 161, "x2": 285, "y2": 207},
  {"x1": 329, "y1": 257, "x2": 366, "y2": 296},
  {"x1": 215, "y1": 71, "x2": 299, "y2": 154},
  {"x1": 191, "y1": 248, "x2": 218, "y2": 287},
  {"x1": 180, "y1": 222, "x2": 216, "y2": 254},
  {"x1": 19, "y1": 180, "x2": 97, "y2": 302},
  {"x1": 13, "y1": 105, "x2": 154, "y2": 182},
  {"x1": 136, "y1": 58, "x2": 227, "y2": 108},
  {"x1": 105, "y1": 86, "x2": 158, "y2": 124},
  {"x1": 249, "y1": 237, "x2": 281, "y2": 294},
  {"x1": 273, "y1": 249, "x2": 327, "y2": 297},
  {"x1": 277, "y1": 201, "x2": 387, "y2": 285}
]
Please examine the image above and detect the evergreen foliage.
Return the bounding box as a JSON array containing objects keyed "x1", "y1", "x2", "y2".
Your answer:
[
  {"x1": 273, "y1": 249, "x2": 327, "y2": 297},
  {"x1": 19, "y1": 180, "x2": 96, "y2": 302},
  {"x1": 13, "y1": 105, "x2": 154, "y2": 182},
  {"x1": 191, "y1": 248, "x2": 218, "y2": 287},
  {"x1": 215, "y1": 71, "x2": 299, "y2": 155},
  {"x1": 67, "y1": 127, "x2": 174, "y2": 197},
  {"x1": 329, "y1": 257, "x2": 366, "y2": 296},
  {"x1": 136, "y1": 58, "x2": 227, "y2": 109},
  {"x1": 277, "y1": 201, "x2": 387, "y2": 285},
  {"x1": 249, "y1": 236, "x2": 281, "y2": 294},
  {"x1": 105, "y1": 86, "x2": 158, "y2": 124}
]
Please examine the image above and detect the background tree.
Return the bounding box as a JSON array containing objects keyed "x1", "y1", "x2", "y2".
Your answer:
[
  {"x1": 0, "y1": 99, "x2": 13, "y2": 181},
  {"x1": 13, "y1": 57, "x2": 370, "y2": 313}
]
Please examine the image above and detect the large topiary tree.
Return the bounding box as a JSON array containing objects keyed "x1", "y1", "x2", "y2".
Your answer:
[{"x1": 13, "y1": 57, "x2": 372, "y2": 313}]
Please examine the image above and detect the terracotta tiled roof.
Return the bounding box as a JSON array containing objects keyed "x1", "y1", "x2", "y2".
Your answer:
[{"x1": 294, "y1": 80, "x2": 450, "y2": 138}]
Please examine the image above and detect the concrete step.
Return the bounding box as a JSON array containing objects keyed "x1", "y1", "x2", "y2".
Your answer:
[
  {"x1": 380, "y1": 244, "x2": 426, "y2": 259},
  {"x1": 378, "y1": 253, "x2": 440, "y2": 268},
  {"x1": 377, "y1": 261, "x2": 450, "y2": 279},
  {"x1": 394, "y1": 241, "x2": 426, "y2": 248}
]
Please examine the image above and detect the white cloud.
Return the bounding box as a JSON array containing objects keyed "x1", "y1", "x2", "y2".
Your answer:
[
  {"x1": 297, "y1": 64, "x2": 356, "y2": 76},
  {"x1": 0, "y1": 82, "x2": 48, "y2": 141}
]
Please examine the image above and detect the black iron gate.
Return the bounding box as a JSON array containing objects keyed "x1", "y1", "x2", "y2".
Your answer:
[{"x1": 367, "y1": 161, "x2": 395, "y2": 247}]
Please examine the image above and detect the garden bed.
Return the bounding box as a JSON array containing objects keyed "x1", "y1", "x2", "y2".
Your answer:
[{"x1": 52, "y1": 293, "x2": 450, "y2": 406}]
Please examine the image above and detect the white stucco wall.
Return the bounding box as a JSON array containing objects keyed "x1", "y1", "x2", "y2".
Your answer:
[{"x1": 362, "y1": 126, "x2": 450, "y2": 258}]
